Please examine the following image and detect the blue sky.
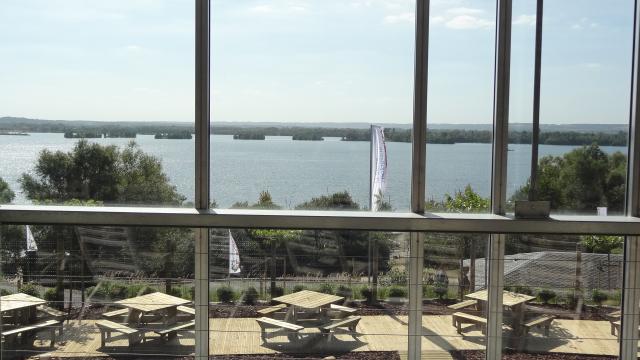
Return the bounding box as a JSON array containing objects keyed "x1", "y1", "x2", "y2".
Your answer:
[{"x1": 0, "y1": 0, "x2": 634, "y2": 125}]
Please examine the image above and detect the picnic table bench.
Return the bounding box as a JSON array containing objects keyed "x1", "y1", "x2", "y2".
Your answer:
[
  {"x1": 1, "y1": 319, "x2": 60, "y2": 347},
  {"x1": 154, "y1": 319, "x2": 195, "y2": 342},
  {"x1": 257, "y1": 304, "x2": 287, "y2": 317},
  {"x1": 452, "y1": 312, "x2": 487, "y2": 334},
  {"x1": 329, "y1": 304, "x2": 357, "y2": 314},
  {"x1": 102, "y1": 308, "x2": 129, "y2": 319},
  {"x1": 522, "y1": 315, "x2": 555, "y2": 336},
  {"x1": 447, "y1": 299, "x2": 477, "y2": 311},
  {"x1": 256, "y1": 317, "x2": 304, "y2": 341},
  {"x1": 37, "y1": 305, "x2": 65, "y2": 335},
  {"x1": 95, "y1": 319, "x2": 145, "y2": 348},
  {"x1": 320, "y1": 315, "x2": 361, "y2": 341},
  {"x1": 176, "y1": 305, "x2": 195, "y2": 315}
]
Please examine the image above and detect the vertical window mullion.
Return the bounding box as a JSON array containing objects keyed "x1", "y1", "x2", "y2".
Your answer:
[
  {"x1": 488, "y1": 0, "x2": 512, "y2": 359},
  {"x1": 408, "y1": 1, "x2": 429, "y2": 359},
  {"x1": 620, "y1": 0, "x2": 640, "y2": 357},
  {"x1": 194, "y1": 0, "x2": 211, "y2": 359}
]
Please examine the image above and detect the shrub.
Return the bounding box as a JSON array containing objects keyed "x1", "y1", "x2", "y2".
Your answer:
[
  {"x1": 360, "y1": 287, "x2": 374, "y2": 304},
  {"x1": 271, "y1": 286, "x2": 284, "y2": 297},
  {"x1": 388, "y1": 286, "x2": 407, "y2": 298},
  {"x1": 127, "y1": 284, "x2": 155, "y2": 298},
  {"x1": 537, "y1": 289, "x2": 557, "y2": 305},
  {"x1": 20, "y1": 282, "x2": 41, "y2": 298},
  {"x1": 292, "y1": 285, "x2": 306, "y2": 293},
  {"x1": 217, "y1": 286, "x2": 236, "y2": 303},
  {"x1": 336, "y1": 285, "x2": 353, "y2": 298},
  {"x1": 513, "y1": 285, "x2": 533, "y2": 296},
  {"x1": 563, "y1": 293, "x2": 580, "y2": 309},
  {"x1": 43, "y1": 288, "x2": 63, "y2": 307},
  {"x1": 434, "y1": 285, "x2": 448, "y2": 300},
  {"x1": 592, "y1": 289, "x2": 609, "y2": 305},
  {"x1": 0, "y1": 289, "x2": 13, "y2": 296},
  {"x1": 318, "y1": 284, "x2": 335, "y2": 295},
  {"x1": 243, "y1": 287, "x2": 259, "y2": 305}
]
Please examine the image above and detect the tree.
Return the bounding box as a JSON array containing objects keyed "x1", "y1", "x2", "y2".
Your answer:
[
  {"x1": 17, "y1": 141, "x2": 186, "y2": 298},
  {"x1": 426, "y1": 185, "x2": 489, "y2": 299},
  {"x1": 0, "y1": 176, "x2": 15, "y2": 204},
  {"x1": 580, "y1": 235, "x2": 623, "y2": 254},
  {"x1": 295, "y1": 191, "x2": 360, "y2": 211},
  {"x1": 20, "y1": 140, "x2": 184, "y2": 205},
  {"x1": 514, "y1": 144, "x2": 626, "y2": 212}
]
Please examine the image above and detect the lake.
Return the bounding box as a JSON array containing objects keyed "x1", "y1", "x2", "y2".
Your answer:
[{"x1": 0, "y1": 133, "x2": 627, "y2": 210}]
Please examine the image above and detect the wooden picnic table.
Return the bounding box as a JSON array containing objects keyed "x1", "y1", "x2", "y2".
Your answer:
[
  {"x1": 114, "y1": 292, "x2": 191, "y2": 326},
  {"x1": 1, "y1": 293, "x2": 46, "y2": 325},
  {"x1": 272, "y1": 290, "x2": 343, "y2": 323},
  {"x1": 465, "y1": 289, "x2": 535, "y2": 336}
]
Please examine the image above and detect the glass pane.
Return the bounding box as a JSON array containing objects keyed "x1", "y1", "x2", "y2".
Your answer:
[
  {"x1": 501, "y1": 233, "x2": 621, "y2": 358},
  {"x1": 0, "y1": 1, "x2": 194, "y2": 207},
  {"x1": 423, "y1": 233, "x2": 488, "y2": 358},
  {"x1": 425, "y1": 0, "x2": 496, "y2": 213},
  {"x1": 209, "y1": 228, "x2": 409, "y2": 357},
  {"x1": 0, "y1": 224, "x2": 195, "y2": 358},
  {"x1": 508, "y1": 0, "x2": 633, "y2": 216},
  {"x1": 211, "y1": 1, "x2": 415, "y2": 212}
]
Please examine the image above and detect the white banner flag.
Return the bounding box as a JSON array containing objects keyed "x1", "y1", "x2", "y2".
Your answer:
[
  {"x1": 370, "y1": 125, "x2": 388, "y2": 212},
  {"x1": 228, "y1": 230, "x2": 241, "y2": 274},
  {"x1": 25, "y1": 225, "x2": 38, "y2": 252}
]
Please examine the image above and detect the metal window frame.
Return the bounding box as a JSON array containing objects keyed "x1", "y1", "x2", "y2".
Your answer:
[
  {"x1": 1, "y1": 1, "x2": 640, "y2": 360},
  {"x1": 620, "y1": 0, "x2": 640, "y2": 358}
]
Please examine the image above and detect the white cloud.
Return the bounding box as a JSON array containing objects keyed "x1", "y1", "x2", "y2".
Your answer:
[
  {"x1": 513, "y1": 14, "x2": 536, "y2": 26},
  {"x1": 384, "y1": 12, "x2": 415, "y2": 24},
  {"x1": 572, "y1": 17, "x2": 598, "y2": 30},
  {"x1": 446, "y1": 7, "x2": 484, "y2": 16},
  {"x1": 445, "y1": 15, "x2": 493, "y2": 30},
  {"x1": 249, "y1": 5, "x2": 273, "y2": 13},
  {"x1": 428, "y1": 6, "x2": 493, "y2": 30},
  {"x1": 248, "y1": 2, "x2": 309, "y2": 15},
  {"x1": 430, "y1": 15, "x2": 446, "y2": 25}
]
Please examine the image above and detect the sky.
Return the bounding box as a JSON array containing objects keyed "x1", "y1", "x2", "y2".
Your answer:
[{"x1": 0, "y1": 0, "x2": 635, "y2": 125}]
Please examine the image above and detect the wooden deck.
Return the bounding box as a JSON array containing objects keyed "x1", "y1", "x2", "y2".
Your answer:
[{"x1": 11, "y1": 315, "x2": 623, "y2": 358}]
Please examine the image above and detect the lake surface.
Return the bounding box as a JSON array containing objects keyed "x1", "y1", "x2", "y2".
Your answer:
[{"x1": 0, "y1": 133, "x2": 627, "y2": 210}]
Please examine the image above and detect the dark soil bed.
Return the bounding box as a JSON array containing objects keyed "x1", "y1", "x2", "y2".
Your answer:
[
  {"x1": 452, "y1": 350, "x2": 616, "y2": 360},
  {"x1": 44, "y1": 351, "x2": 400, "y2": 360}
]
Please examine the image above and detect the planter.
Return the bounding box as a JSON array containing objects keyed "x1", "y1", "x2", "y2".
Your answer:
[
  {"x1": 387, "y1": 297, "x2": 407, "y2": 305},
  {"x1": 515, "y1": 200, "x2": 551, "y2": 219}
]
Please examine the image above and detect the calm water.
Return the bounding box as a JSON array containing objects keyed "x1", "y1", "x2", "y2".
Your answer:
[{"x1": 0, "y1": 133, "x2": 626, "y2": 210}]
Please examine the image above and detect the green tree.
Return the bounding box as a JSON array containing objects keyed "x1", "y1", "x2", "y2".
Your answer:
[
  {"x1": 20, "y1": 140, "x2": 184, "y2": 205},
  {"x1": 580, "y1": 235, "x2": 623, "y2": 254},
  {"x1": 295, "y1": 191, "x2": 360, "y2": 210},
  {"x1": 514, "y1": 144, "x2": 626, "y2": 212},
  {"x1": 0, "y1": 176, "x2": 15, "y2": 203},
  {"x1": 426, "y1": 185, "x2": 489, "y2": 299}
]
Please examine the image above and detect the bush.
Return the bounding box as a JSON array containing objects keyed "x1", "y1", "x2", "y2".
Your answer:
[
  {"x1": 243, "y1": 287, "x2": 259, "y2": 305},
  {"x1": 292, "y1": 285, "x2": 306, "y2": 293},
  {"x1": 0, "y1": 289, "x2": 13, "y2": 296},
  {"x1": 127, "y1": 284, "x2": 156, "y2": 298},
  {"x1": 388, "y1": 286, "x2": 407, "y2": 298},
  {"x1": 434, "y1": 285, "x2": 448, "y2": 300},
  {"x1": 360, "y1": 287, "x2": 374, "y2": 304},
  {"x1": 513, "y1": 285, "x2": 533, "y2": 296},
  {"x1": 20, "y1": 282, "x2": 41, "y2": 298},
  {"x1": 537, "y1": 289, "x2": 557, "y2": 305},
  {"x1": 592, "y1": 289, "x2": 609, "y2": 305},
  {"x1": 318, "y1": 284, "x2": 335, "y2": 295},
  {"x1": 271, "y1": 286, "x2": 284, "y2": 297},
  {"x1": 336, "y1": 285, "x2": 353, "y2": 298},
  {"x1": 217, "y1": 286, "x2": 236, "y2": 303},
  {"x1": 43, "y1": 288, "x2": 63, "y2": 307},
  {"x1": 563, "y1": 293, "x2": 581, "y2": 309}
]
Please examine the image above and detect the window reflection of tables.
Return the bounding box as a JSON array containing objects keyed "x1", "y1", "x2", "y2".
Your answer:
[
  {"x1": 114, "y1": 292, "x2": 191, "y2": 326},
  {"x1": 465, "y1": 289, "x2": 535, "y2": 336},
  {"x1": 1, "y1": 293, "x2": 46, "y2": 326},
  {"x1": 273, "y1": 290, "x2": 344, "y2": 324}
]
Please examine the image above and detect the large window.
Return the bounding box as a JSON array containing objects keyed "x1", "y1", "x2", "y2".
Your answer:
[{"x1": 1, "y1": 1, "x2": 640, "y2": 360}]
